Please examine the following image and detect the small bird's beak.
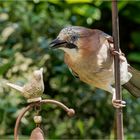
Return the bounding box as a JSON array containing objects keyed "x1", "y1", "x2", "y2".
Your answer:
[{"x1": 50, "y1": 38, "x2": 67, "y2": 49}]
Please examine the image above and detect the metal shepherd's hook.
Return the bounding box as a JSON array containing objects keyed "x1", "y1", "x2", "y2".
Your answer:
[
  {"x1": 14, "y1": 100, "x2": 75, "y2": 140},
  {"x1": 6, "y1": 68, "x2": 75, "y2": 140},
  {"x1": 112, "y1": 0, "x2": 124, "y2": 140}
]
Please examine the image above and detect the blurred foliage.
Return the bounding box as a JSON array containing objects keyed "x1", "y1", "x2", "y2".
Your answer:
[{"x1": 0, "y1": 0, "x2": 140, "y2": 139}]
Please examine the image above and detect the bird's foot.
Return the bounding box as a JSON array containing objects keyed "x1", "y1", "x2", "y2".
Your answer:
[
  {"x1": 112, "y1": 99, "x2": 126, "y2": 108},
  {"x1": 110, "y1": 48, "x2": 125, "y2": 62}
]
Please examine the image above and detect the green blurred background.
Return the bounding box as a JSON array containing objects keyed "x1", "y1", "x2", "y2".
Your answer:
[{"x1": 0, "y1": 0, "x2": 140, "y2": 139}]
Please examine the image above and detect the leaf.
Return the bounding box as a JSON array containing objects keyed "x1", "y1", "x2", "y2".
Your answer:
[
  {"x1": 123, "y1": 4, "x2": 140, "y2": 24},
  {"x1": 131, "y1": 32, "x2": 140, "y2": 46},
  {"x1": 127, "y1": 52, "x2": 140, "y2": 62},
  {"x1": 118, "y1": 1, "x2": 128, "y2": 10},
  {"x1": 48, "y1": 0, "x2": 62, "y2": 4},
  {"x1": 87, "y1": 117, "x2": 94, "y2": 128},
  {"x1": 73, "y1": 5, "x2": 101, "y2": 20},
  {"x1": 0, "y1": 59, "x2": 14, "y2": 75},
  {"x1": 55, "y1": 122, "x2": 67, "y2": 136},
  {"x1": 66, "y1": 0, "x2": 92, "y2": 3},
  {"x1": 76, "y1": 119, "x2": 84, "y2": 136},
  {"x1": 0, "y1": 13, "x2": 9, "y2": 22}
]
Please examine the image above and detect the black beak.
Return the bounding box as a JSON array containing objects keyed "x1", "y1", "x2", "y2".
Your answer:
[{"x1": 50, "y1": 38, "x2": 67, "y2": 49}]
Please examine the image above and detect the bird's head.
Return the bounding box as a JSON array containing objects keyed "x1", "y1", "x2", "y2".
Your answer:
[{"x1": 50, "y1": 26, "x2": 94, "y2": 57}]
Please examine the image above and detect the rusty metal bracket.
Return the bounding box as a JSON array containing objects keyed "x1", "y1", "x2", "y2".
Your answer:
[{"x1": 14, "y1": 99, "x2": 75, "y2": 140}]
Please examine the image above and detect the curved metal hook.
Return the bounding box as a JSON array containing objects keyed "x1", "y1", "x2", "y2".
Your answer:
[{"x1": 14, "y1": 99, "x2": 75, "y2": 140}]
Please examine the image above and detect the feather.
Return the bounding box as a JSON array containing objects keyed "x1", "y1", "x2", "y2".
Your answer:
[
  {"x1": 68, "y1": 67, "x2": 79, "y2": 79},
  {"x1": 123, "y1": 66, "x2": 140, "y2": 97}
]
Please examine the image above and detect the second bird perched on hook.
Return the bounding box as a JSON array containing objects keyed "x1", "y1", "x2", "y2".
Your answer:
[{"x1": 7, "y1": 68, "x2": 44, "y2": 103}]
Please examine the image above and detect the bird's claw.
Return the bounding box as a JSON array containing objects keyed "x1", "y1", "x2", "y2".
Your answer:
[
  {"x1": 112, "y1": 99, "x2": 126, "y2": 108},
  {"x1": 110, "y1": 48, "x2": 125, "y2": 62}
]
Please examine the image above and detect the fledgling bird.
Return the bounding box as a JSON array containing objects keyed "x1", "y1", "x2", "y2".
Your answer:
[
  {"x1": 7, "y1": 68, "x2": 44, "y2": 103},
  {"x1": 50, "y1": 26, "x2": 140, "y2": 108}
]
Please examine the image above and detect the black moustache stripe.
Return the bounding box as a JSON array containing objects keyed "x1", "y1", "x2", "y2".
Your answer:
[{"x1": 66, "y1": 43, "x2": 78, "y2": 49}]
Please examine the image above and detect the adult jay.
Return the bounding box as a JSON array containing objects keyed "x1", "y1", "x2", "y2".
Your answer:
[{"x1": 50, "y1": 26, "x2": 140, "y2": 108}]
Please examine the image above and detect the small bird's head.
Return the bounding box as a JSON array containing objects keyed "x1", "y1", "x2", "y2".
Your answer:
[
  {"x1": 33, "y1": 68, "x2": 43, "y2": 81},
  {"x1": 50, "y1": 26, "x2": 94, "y2": 57}
]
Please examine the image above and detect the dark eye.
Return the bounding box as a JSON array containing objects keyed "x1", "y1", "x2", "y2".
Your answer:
[{"x1": 71, "y1": 35, "x2": 77, "y2": 42}]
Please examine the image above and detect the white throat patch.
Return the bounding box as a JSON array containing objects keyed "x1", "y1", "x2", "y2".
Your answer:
[{"x1": 60, "y1": 47, "x2": 78, "y2": 58}]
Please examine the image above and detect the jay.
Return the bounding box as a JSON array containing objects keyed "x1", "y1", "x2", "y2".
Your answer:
[{"x1": 50, "y1": 26, "x2": 140, "y2": 108}]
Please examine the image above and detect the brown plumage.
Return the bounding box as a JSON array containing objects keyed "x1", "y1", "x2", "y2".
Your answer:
[{"x1": 50, "y1": 26, "x2": 140, "y2": 108}]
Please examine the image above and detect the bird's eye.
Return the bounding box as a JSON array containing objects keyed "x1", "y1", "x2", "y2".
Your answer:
[{"x1": 71, "y1": 35, "x2": 77, "y2": 42}]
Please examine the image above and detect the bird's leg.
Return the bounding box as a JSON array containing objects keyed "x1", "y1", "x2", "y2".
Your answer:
[
  {"x1": 109, "y1": 86, "x2": 126, "y2": 108},
  {"x1": 112, "y1": 92, "x2": 126, "y2": 108},
  {"x1": 107, "y1": 39, "x2": 125, "y2": 62},
  {"x1": 110, "y1": 48, "x2": 125, "y2": 62}
]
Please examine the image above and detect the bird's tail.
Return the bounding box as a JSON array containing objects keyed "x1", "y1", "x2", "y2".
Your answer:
[
  {"x1": 7, "y1": 83, "x2": 23, "y2": 93},
  {"x1": 123, "y1": 65, "x2": 140, "y2": 97}
]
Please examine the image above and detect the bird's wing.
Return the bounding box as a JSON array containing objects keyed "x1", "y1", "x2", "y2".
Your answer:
[
  {"x1": 128, "y1": 65, "x2": 140, "y2": 89},
  {"x1": 123, "y1": 65, "x2": 140, "y2": 98},
  {"x1": 101, "y1": 32, "x2": 113, "y2": 43}
]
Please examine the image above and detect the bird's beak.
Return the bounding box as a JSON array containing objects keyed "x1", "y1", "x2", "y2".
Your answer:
[{"x1": 50, "y1": 38, "x2": 67, "y2": 49}]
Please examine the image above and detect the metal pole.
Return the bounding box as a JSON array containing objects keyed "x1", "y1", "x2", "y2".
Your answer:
[{"x1": 111, "y1": 0, "x2": 124, "y2": 140}]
